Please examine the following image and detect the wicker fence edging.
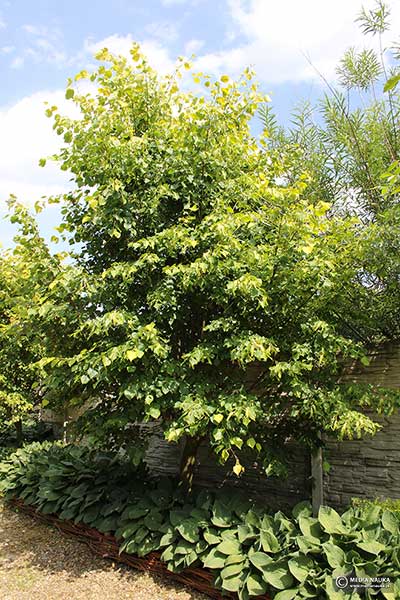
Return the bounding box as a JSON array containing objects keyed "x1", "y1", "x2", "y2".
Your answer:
[{"x1": 9, "y1": 498, "x2": 271, "y2": 600}]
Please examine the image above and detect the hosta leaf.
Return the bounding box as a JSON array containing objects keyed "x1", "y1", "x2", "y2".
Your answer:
[
  {"x1": 174, "y1": 540, "x2": 195, "y2": 555},
  {"x1": 382, "y1": 510, "x2": 399, "y2": 535},
  {"x1": 318, "y1": 506, "x2": 346, "y2": 535},
  {"x1": 195, "y1": 539, "x2": 208, "y2": 554},
  {"x1": 322, "y1": 542, "x2": 347, "y2": 568},
  {"x1": 170, "y1": 509, "x2": 191, "y2": 527},
  {"x1": 221, "y1": 574, "x2": 244, "y2": 593},
  {"x1": 249, "y1": 552, "x2": 273, "y2": 570},
  {"x1": 122, "y1": 523, "x2": 140, "y2": 539},
  {"x1": 132, "y1": 526, "x2": 147, "y2": 544},
  {"x1": 238, "y1": 524, "x2": 256, "y2": 544},
  {"x1": 298, "y1": 516, "x2": 323, "y2": 542},
  {"x1": 184, "y1": 550, "x2": 198, "y2": 567},
  {"x1": 297, "y1": 536, "x2": 321, "y2": 555},
  {"x1": 292, "y1": 501, "x2": 312, "y2": 519},
  {"x1": 160, "y1": 544, "x2": 175, "y2": 562},
  {"x1": 122, "y1": 506, "x2": 148, "y2": 520},
  {"x1": 204, "y1": 529, "x2": 221, "y2": 545},
  {"x1": 160, "y1": 531, "x2": 176, "y2": 547},
  {"x1": 202, "y1": 548, "x2": 226, "y2": 569},
  {"x1": 97, "y1": 515, "x2": 118, "y2": 532},
  {"x1": 288, "y1": 555, "x2": 313, "y2": 582},
  {"x1": 261, "y1": 562, "x2": 294, "y2": 590},
  {"x1": 260, "y1": 529, "x2": 280, "y2": 553},
  {"x1": 245, "y1": 510, "x2": 260, "y2": 528},
  {"x1": 221, "y1": 562, "x2": 245, "y2": 578},
  {"x1": 221, "y1": 528, "x2": 239, "y2": 541},
  {"x1": 176, "y1": 519, "x2": 199, "y2": 543},
  {"x1": 274, "y1": 590, "x2": 298, "y2": 600},
  {"x1": 212, "y1": 501, "x2": 232, "y2": 528},
  {"x1": 144, "y1": 510, "x2": 163, "y2": 531},
  {"x1": 357, "y1": 540, "x2": 386, "y2": 555},
  {"x1": 246, "y1": 573, "x2": 267, "y2": 596},
  {"x1": 216, "y1": 539, "x2": 241, "y2": 555}
]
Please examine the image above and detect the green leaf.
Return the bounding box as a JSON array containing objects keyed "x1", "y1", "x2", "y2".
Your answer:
[
  {"x1": 260, "y1": 529, "x2": 280, "y2": 553},
  {"x1": 143, "y1": 510, "x2": 163, "y2": 531},
  {"x1": 261, "y1": 562, "x2": 294, "y2": 590},
  {"x1": 238, "y1": 524, "x2": 256, "y2": 544},
  {"x1": 204, "y1": 529, "x2": 221, "y2": 545},
  {"x1": 221, "y1": 577, "x2": 243, "y2": 593},
  {"x1": 382, "y1": 510, "x2": 399, "y2": 535},
  {"x1": 246, "y1": 573, "x2": 267, "y2": 596},
  {"x1": 65, "y1": 88, "x2": 75, "y2": 99},
  {"x1": 322, "y1": 542, "x2": 347, "y2": 568},
  {"x1": 216, "y1": 539, "x2": 241, "y2": 555},
  {"x1": 292, "y1": 501, "x2": 312, "y2": 519},
  {"x1": 211, "y1": 500, "x2": 232, "y2": 528},
  {"x1": 176, "y1": 519, "x2": 199, "y2": 543},
  {"x1": 384, "y1": 73, "x2": 400, "y2": 93},
  {"x1": 160, "y1": 531, "x2": 176, "y2": 546},
  {"x1": 288, "y1": 555, "x2": 313, "y2": 583},
  {"x1": 249, "y1": 552, "x2": 273, "y2": 570},
  {"x1": 225, "y1": 553, "x2": 246, "y2": 566},
  {"x1": 221, "y1": 562, "x2": 245, "y2": 578},
  {"x1": 298, "y1": 516, "x2": 323, "y2": 542},
  {"x1": 274, "y1": 591, "x2": 298, "y2": 600},
  {"x1": 160, "y1": 544, "x2": 175, "y2": 562},
  {"x1": 357, "y1": 540, "x2": 386, "y2": 555},
  {"x1": 202, "y1": 548, "x2": 226, "y2": 569},
  {"x1": 318, "y1": 506, "x2": 346, "y2": 534}
]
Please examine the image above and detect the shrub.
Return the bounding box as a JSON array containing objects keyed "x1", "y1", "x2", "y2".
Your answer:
[
  {"x1": 352, "y1": 497, "x2": 400, "y2": 518},
  {"x1": 1, "y1": 443, "x2": 399, "y2": 599}
]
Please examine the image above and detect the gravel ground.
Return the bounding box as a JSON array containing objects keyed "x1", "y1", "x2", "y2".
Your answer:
[{"x1": 0, "y1": 502, "x2": 209, "y2": 600}]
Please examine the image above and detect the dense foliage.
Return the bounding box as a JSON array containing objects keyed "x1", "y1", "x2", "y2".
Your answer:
[
  {"x1": 1, "y1": 443, "x2": 399, "y2": 599},
  {"x1": 30, "y1": 42, "x2": 399, "y2": 484},
  {"x1": 260, "y1": 0, "x2": 400, "y2": 342},
  {"x1": 0, "y1": 201, "x2": 60, "y2": 444}
]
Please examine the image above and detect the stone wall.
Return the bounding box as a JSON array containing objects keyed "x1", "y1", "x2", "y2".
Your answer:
[
  {"x1": 321, "y1": 342, "x2": 400, "y2": 507},
  {"x1": 323, "y1": 412, "x2": 400, "y2": 508}
]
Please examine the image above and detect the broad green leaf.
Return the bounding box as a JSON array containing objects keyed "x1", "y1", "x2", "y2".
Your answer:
[
  {"x1": 246, "y1": 573, "x2": 267, "y2": 596},
  {"x1": 216, "y1": 539, "x2": 241, "y2": 555},
  {"x1": 249, "y1": 552, "x2": 273, "y2": 570},
  {"x1": 318, "y1": 506, "x2": 346, "y2": 534},
  {"x1": 357, "y1": 540, "x2": 386, "y2": 555}
]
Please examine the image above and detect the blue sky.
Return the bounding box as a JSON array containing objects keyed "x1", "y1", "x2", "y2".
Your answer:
[{"x1": 1, "y1": 0, "x2": 399, "y2": 249}]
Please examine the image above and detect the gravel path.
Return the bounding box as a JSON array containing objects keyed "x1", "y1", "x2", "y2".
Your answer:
[{"x1": 0, "y1": 502, "x2": 208, "y2": 600}]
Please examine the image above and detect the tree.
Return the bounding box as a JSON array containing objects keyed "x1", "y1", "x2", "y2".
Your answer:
[
  {"x1": 38, "y1": 45, "x2": 397, "y2": 490},
  {"x1": 0, "y1": 201, "x2": 59, "y2": 445}
]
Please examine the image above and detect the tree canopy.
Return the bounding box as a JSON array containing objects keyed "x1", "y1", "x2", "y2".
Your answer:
[{"x1": 19, "y1": 42, "x2": 396, "y2": 487}]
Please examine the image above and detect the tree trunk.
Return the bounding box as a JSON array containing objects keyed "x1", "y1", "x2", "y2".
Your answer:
[
  {"x1": 15, "y1": 419, "x2": 23, "y2": 447},
  {"x1": 179, "y1": 435, "x2": 202, "y2": 494}
]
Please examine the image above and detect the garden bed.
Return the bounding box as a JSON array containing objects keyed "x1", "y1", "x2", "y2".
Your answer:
[{"x1": 9, "y1": 498, "x2": 270, "y2": 600}]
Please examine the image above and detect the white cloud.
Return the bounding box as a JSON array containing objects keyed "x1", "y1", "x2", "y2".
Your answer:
[
  {"x1": 195, "y1": 0, "x2": 400, "y2": 84},
  {"x1": 184, "y1": 38, "x2": 205, "y2": 55},
  {"x1": 161, "y1": 0, "x2": 188, "y2": 5},
  {"x1": 12, "y1": 23, "x2": 67, "y2": 68},
  {"x1": 144, "y1": 20, "x2": 179, "y2": 43},
  {"x1": 0, "y1": 45, "x2": 14, "y2": 54},
  {"x1": 10, "y1": 55, "x2": 24, "y2": 69},
  {"x1": 0, "y1": 90, "x2": 79, "y2": 211},
  {"x1": 85, "y1": 34, "x2": 175, "y2": 74}
]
